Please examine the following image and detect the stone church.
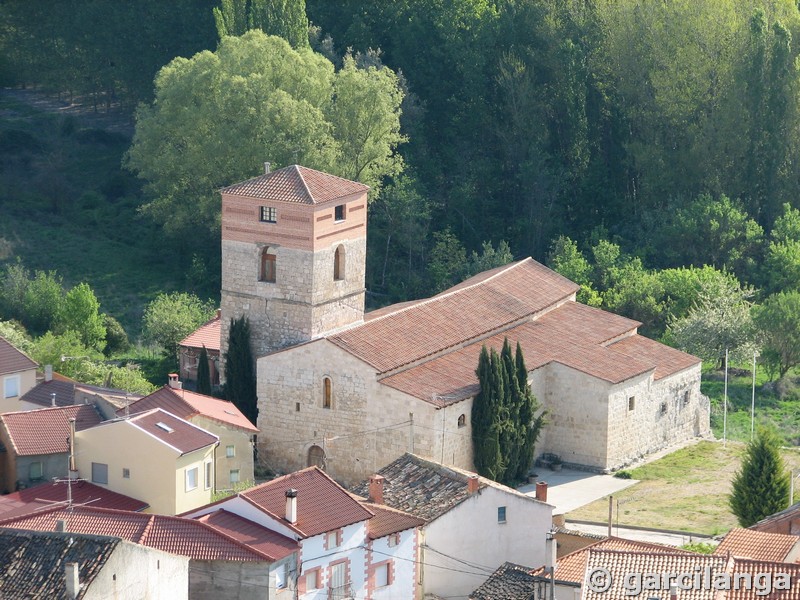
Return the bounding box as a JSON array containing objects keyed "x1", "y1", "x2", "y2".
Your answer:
[{"x1": 219, "y1": 164, "x2": 711, "y2": 486}]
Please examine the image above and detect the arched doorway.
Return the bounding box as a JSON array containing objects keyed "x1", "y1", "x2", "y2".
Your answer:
[{"x1": 307, "y1": 445, "x2": 326, "y2": 469}]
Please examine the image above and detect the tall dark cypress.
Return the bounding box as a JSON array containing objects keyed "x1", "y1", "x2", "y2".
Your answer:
[
  {"x1": 515, "y1": 342, "x2": 546, "y2": 479},
  {"x1": 225, "y1": 316, "x2": 258, "y2": 426},
  {"x1": 197, "y1": 344, "x2": 212, "y2": 396}
]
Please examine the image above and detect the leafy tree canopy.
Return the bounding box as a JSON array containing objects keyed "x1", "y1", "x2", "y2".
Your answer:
[
  {"x1": 142, "y1": 292, "x2": 216, "y2": 360},
  {"x1": 214, "y1": 0, "x2": 310, "y2": 48},
  {"x1": 56, "y1": 282, "x2": 106, "y2": 352},
  {"x1": 754, "y1": 290, "x2": 800, "y2": 379}
]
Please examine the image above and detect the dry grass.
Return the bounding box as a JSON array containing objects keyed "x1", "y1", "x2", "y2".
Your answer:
[{"x1": 567, "y1": 440, "x2": 800, "y2": 536}]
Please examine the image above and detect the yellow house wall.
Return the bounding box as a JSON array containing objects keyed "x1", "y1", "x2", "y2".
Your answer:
[
  {"x1": 0, "y1": 368, "x2": 37, "y2": 414},
  {"x1": 192, "y1": 415, "x2": 254, "y2": 490},
  {"x1": 174, "y1": 446, "x2": 216, "y2": 515}
]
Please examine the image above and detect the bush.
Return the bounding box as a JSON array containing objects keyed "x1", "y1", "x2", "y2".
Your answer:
[{"x1": 614, "y1": 470, "x2": 633, "y2": 479}]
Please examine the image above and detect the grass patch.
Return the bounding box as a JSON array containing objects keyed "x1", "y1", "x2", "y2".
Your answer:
[{"x1": 567, "y1": 440, "x2": 800, "y2": 536}]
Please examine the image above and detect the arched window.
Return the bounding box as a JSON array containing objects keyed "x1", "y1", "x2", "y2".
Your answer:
[
  {"x1": 308, "y1": 445, "x2": 326, "y2": 469},
  {"x1": 322, "y1": 377, "x2": 332, "y2": 409},
  {"x1": 260, "y1": 247, "x2": 276, "y2": 283},
  {"x1": 333, "y1": 245, "x2": 345, "y2": 281},
  {"x1": 457, "y1": 414, "x2": 466, "y2": 428}
]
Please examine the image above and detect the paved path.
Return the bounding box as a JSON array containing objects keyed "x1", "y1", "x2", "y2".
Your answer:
[{"x1": 517, "y1": 467, "x2": 638, "y2": 514}]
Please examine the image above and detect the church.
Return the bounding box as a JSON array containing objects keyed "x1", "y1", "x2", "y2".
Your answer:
[{"x1": 219, "y1": 164, "x2": 711, "y2": 486}]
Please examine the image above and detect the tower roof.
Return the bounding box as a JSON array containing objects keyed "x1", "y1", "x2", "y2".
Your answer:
[{"x1": 220, "y1": 165, "x2": 369, "y2": 205}]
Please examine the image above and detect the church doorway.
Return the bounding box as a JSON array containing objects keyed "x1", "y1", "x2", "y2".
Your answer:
[{"x1": 307, "y1": 445, "x2": 326, "y2": 469}]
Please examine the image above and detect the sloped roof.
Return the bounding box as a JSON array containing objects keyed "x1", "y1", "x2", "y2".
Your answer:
[
  {"x1": 0, "y1": 528, "x2": 118, "y2": 599},
  {"x1": 122, "y1": 386, "x2": 257, "y2": 433},
  {"x1": 19, "y1": 378, "x2": 76, "y2": 408},
  {"x1": 0, "y1": 506, "x2": 278, "y2": 562},
  {"x1": 179, "y1": 313, "x2": 221, "y2": 351},
  {"x1": 195, "y1": 509, "x2": 298, "y2": 561},
  {"x1": 0, "y1": 480, "x2": 148, "y2": 519},
  {"x1": 470, "y1": 562, "x2": 561, "y2": 600},
  {"x1": 238, "y1": 466, "x2": 374, "y2": 538},
  {"x1": 751, "y1": 501, "x2": 800, "y2": 533},
  {"x1": 0, "y1": 335, "x2": 37, "y2": 376},
  {"x1": 125, "y1": 408, "x2": 218, "y2": 455},
  {"x1": 714, "y1": 527, "x2": 800, "y2": 562},
  {"x1": 354, "y1": 498, "x2": 425, "y2": 540},
  {"x1": 329, "y1": 258, "x2": 580, "y2": 375},
  {"x1": 609, "y1": 333, "x2": 701, "y2": 380},
  {"x1": 220, "y1": 164, "x2": 369, "y2": 204},
  {"x1": 726, "y1": 558, "x2": 800, "y2": 599},
  {"x1": 0, "y1": 404, "x2": 101, "y2": 456}
]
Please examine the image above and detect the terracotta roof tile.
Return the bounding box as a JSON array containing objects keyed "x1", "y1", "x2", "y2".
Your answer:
[
  {"x1": 239, "y1": 466, "x2": 373, "y2": 538},
  {"x1": 0, "y1": 528, "x2": 118, "y2": 598},
  {"x1": 609, "y1": 334, "x2": 701, "y2": 380},
  {"x1": 0, "y1": 506, "x2": 274, "y2": 562},
  {"x1": 126, "y1": 408, "x2": 218, "y2": 455},
  {"x1": 0, "y1": 335, "x2": 37, "y2": 376},
  {"x1": 221, "y1": 164, "x2": 369, "y2": 204},
  {"x1": 196, "y1": 509, "x2": 298, "y2": 561},
  {"x1": 179, "y1": 314, "x2": 221, "y2": 351},
  {"x1": 751, "y1": 501, "x2": 800, "y2": 533},
  {"x1": 354, "y1": 498, "x2": 424, "y2": 540},
  {"x1": 0, "y1": 404, "x2": 101, "y2": 456},
  {"x1": 19, "y1": 379, "x2": 76, "y2": 408},
  {"x1": 714, "y1": 528, "x2": 800, "y2": 562},
  {"x1": 469, "y1": 562, "x2": 550, "y2": 600},
  {"x1": 329, "y1": 258, "x2": 580, "y2": 374},
  {"x1": 0, "y1": 480, "x2": 148, "y2": 518},
  {"x1": 727, "y1": 558, "x2": 800, "y2": 599},
  {"x1": 122, "y1": 386, "x2": 258, "y2": 433}
]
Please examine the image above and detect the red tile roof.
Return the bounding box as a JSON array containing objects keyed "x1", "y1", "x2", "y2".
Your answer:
[
  {"x1": 0, "y1": 336, "x2": 37, "y2": 376},
  {"x1": 126, "y1": 408, "x2": 218, "y2": 455},
  {"x1": 196, "y1": 509, "x2": 298, "y2": 561},
  {"x1": 122, "y1": 386, "x2": 257, "y2": 433},
  {"x1": 356, "y1": 499, "x2": 424, "y2": 540},
  {"x1": 329, "y1": 258, "x2": 580, "y2": 375},
  {"x1": 0, "y1": 404, "x2": 101, "y2": 456},
  {"x1": 19, "y1": 379, "x2": 76, "y2": 408},
  {"x1": 179, "y1": 314, "x2": 221, "y2": 351},
  {"x1": 726, "y1": 558, "x2": 800, "y2": 599},
  {"x1": 714, "y1": 528, "x2": 800, "y2": 562},
  {"x1": 220, "y1": 164, "x2": 369, "y2": 204},
  {"x1": 0, "y1": 506, "x2": 282, "y2": 562},
  {"x1": 0, "y1": 480, "x2": 148, "y2": 519},
  {"x1": 239, "y1": 467, "x2": 374, "y2": 538},
  {"x1": 609, "y1": 334, "x2": 702, "y2": 380}
]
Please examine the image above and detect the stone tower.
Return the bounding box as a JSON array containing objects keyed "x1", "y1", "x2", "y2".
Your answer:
[{"x1": 219, "y1": 164, "x2": 369, "y2": 368}]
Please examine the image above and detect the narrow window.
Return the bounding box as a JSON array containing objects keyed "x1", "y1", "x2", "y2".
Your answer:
[
  {"x1": 260, "y1": 247, "x2": 276, "y2": 283},
  {"x1": 230, "y1": 469, "x2": 240, "y2": 484},
  {"x1": 682, "y1": 390, "x2": 690, "y2": 406},
  {"x1": 326, "y1": 530, "x2": 340, "y2": 549},
  {"x1": 122, "y1": 468, "x2": 130, "y2": 479},
  {"x1": 29, "y1": 462, "x2": 43, "y2": 480},
  {"x1": 186, "y1": 467, "x2": 198, "y2": 491},
  {"x1": 660, "y1": 401, "x2": 668, "y2": 415},
  {"x1": 497, "y1": 506, "x2": 507, "y2": 523},
  {"x1": 457, "y1": 414, "x2": 466, "y2": 428},
  {"x1": 275, "y1": 563, "x2": 287, "y2": 589},
  {"x1": 226, "y1": 445, "x2": 236, "y2": 458},
  {"x1": 334, "y1": 204, "x2": 346, "y2": 222},
  {"x1": 333, "y1": 245, "x2": 345, "y2": 281},
  {"x1": 92, "y1": 462, "x2": 108, "y2": 485},
  {"x1": 260, "y1": 206, "x2": 277, "y2": 223},
  {"x1": 3, "y1": 375, "x2": 19, "y2": 399},
  {"x1": 322, "y1": 377, "x2": 332, "y2": 409},
  {"x1": 204, "y1": 461, "x2": 213, "y2": 489},
  {"x1": 295, "y1": 402, "x2": 301, "y2": 412},
  {"x1": 628, "y1": 396, "x2": 635, "y2": 411}
]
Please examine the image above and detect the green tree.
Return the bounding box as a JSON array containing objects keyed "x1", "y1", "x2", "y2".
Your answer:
[
  {"x1": 765, "y1": 204, "x2": 800, "y2": 294},
  {"x1": 428, "y1": 229, "x2": 467, "y2": 293},
  {"x1": 31, "y1": 331, "x2": 102, "y2": 376},
  {"x1": 126, "y1": 30, "x2": 404, "y2": 250},
  {"x1": 472, "y1": 346, "x2": 505, "y2": 482},
  {"x1": 197, "y1": 345, "x2": 212, "y2": 395},
  {"x1": 0, "y1": 321, "x2": 33, "y2": 355},
  {"x1": 730, "y1": 428, "x2": 790, "y2": 527},
  {"x1": 102, "y1": 314, "x2": 130, "y2": 357},
  {"x1": 56, "y1": 283, "x2": 106, "y2": 351},
  {"x1": 215, "y1": 0, "x2": 309, "y2": 48},
  {"x1": 514, "y1": 342, "x2": 545, "y2": 480},
  {"x1": 225, "y1": 316, "x2": 258, "y2": 425},
  {"x1": 754, "y1": 291, "x2": 800, "y2": 379},
  {"x1": 463, "y1": 240, "x2": 514, "y2": 280},
  {"x1": 547, "y1": 236, "x2": 601, "y2": 307},
  {"x1": 142, "y1": 293, "x2": 216, "y2": 360}
]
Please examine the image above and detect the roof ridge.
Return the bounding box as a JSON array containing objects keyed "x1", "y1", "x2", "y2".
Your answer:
[
  {"x1": 294, "y1": 165, "x2": 314, "y2": 203},
  {"x1": 0, "y1": 403, "x2": 84, "y2": 417},
  {"x1": 194, "y1": 510, "x2": 281, "y2": 562},
  {"x1": 138, "y1": 514, "x2": 156, "y2": 545}
]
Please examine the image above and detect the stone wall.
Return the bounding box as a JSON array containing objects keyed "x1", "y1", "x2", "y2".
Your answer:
[{"x1": 188, "y1": 559, "x2": 271, "y2": 600}]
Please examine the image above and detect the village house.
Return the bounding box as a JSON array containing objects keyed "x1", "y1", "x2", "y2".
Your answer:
[
  {"x1": 0, "y1": 403, "x2": 102, "y2": 493},
  {"x1": 74, "y1": 407, "x2": 218, "y2": 515},
  {"x1": 713, "y1": 527, "x2": 800, "y2": 563},
  {"x1": 120, "y1": 376, "x2": 257, "y2": 490},
  {"x1": 216, "y1": 164, "x2": 709, "y2": 486},
  {"x1": 351, "y1": 453, "x2": 553, "y2": 600},
  {"x1": 0, "y1": 335, "x2": 37, "y2": 414},
  {"x1": 751, "y1": 501, "x2": 800, "y2": 536},
  {"x1": 0, "y1": 527, "x2": 189, "y2": 600},
  {"x1": 183, "y1": 466, "x2": 423, "y2": 599},
  {"x1": 179, "y1": 310, "x2": 221, "y2": 388}
]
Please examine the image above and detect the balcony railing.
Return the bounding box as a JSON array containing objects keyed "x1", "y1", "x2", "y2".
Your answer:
[{"x1": 327, "y1": 582, "x2": 353, "y2": 600}]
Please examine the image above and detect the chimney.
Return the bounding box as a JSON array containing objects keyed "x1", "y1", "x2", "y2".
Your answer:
[
  {"x1": 467, "y1": 475, "x2": 480, "y2": 494},
  {"x1": 168, "y1": 374, "x2": 182, "y2": 390},
  {"x1": 68, "y1": 418, "x2": 77, "y2": 475},
  {"x1": 55, "y1": 519, "x2": 66, "y2": 532},
  {"x1": 216, "y1": 308, "x2": 221, "y2": 319},
  {"x1": 536, "y1": 481, "x2": 548, "y2": 503},
  {"x1": 368, "y1": 475, "x2": 385, "y2": 504},
  {"x1": 45, "y1": 365, "x2": 53, "y2": 382},
  {"x1": 285, "y1": 489, "x2": 298, "y2": 524},
  {"x1": 65, "y1": 562, "x2": 80, "y2": 599},
  {"x1": 670, "y1": 585, "x2": 678, "y2": 600},
  {"x1": 51, "y1": 392, "x2": 56, "y2": 407},
  {"x1": 264, "y1": 161, "x2": 271, "y2": 174}
]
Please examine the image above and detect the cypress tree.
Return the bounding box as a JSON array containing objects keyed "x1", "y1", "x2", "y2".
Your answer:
[
  {"x1": 197, "y1": 345, "x2": 212, "y2": 396},
  {"x1": 500, "y1": 338, "x2": 521, "y2": 480},
  {"x1": 225, "y1": 317, "x2": 258, "y2": 425},
  {"x1": 730, "y1": 428, "x2": 791, "y2": 526},
  {"x1": 472, "y1": 346, "x2": 502, "y2": 479},
  {"x1": 515, "y1": 342, "x2": 546, "y2": 479}
]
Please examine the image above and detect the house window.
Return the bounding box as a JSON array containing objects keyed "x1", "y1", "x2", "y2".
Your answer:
[
  {"x1": 260, "y1": 206, "x2": 277, "y2": 223},
  {"x1": 333, "y1": 245, "x2": 345, "y2": 281},
  {"x1": 186, "y1": 466, "x2": 199, "y2": 491},
  {"x1": 205, "y1": 461, "x2": 213, "y2": 489},
  {"x1": 275, "y1": 563, "x2": 287, "y2": 590},
  {"x1": 295, "y1": 402, "x2": 300, "y2": 412},
  {"x1": 322, "y1": 377, "x2": 332, "y2": 409},
  {"x1": 457, "y1": 414, "x2": 466, "y2": 428},
  {"x1": 230, "y1": 469, "x2": 240, "y2": 484},
  {"x1": 29, "y1": 461, "x2": 43, "y2": 480},
  {"x1": 122, "y1": 468, "x2": 130, "y2": 479},
  {"x1": 628, "y1": 396, "x2": 635, "y2": 411},
  {"x1": 305, "y1": 568, "x2": 321, "y2": 590},
  {"x1": 226, "y1": 445, "x2": 236, "y2": 458},
  {"x1": 374, "y1": 561, "x2": 392, "y2": 587},
  {"x1": 498, "y1": 506, "x2": 507, "y2": 523},
  {"x1": 682, "y1": 390, "x2": 690, "y2": 406},
  {"x1": 3, "y1": 375, "x2": 19, "y2": 399},
  {"x1": 334, "y1": 204, "x2": 346, "y2": 222},
  {"x1": 260, "y1": 247, "x2": 276, "y2": 283},
  {"x1": 387, "y1": 533, "x2": 400, "y2": 547},
  {"x1": 660, "y1": 401, "x2": 668, "y2": 415},
  {"x1": 92, "y1": 462, "x2": 108, "y2": 485},
  {"x1": 326, "y1": 530, "x2": 340, "y2": 549}
]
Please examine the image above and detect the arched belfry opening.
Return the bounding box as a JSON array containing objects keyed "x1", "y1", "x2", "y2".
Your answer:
[
  {"x1": 259, "y1": 247, "x2": 276, "y2": 283},
  {"x1": 334, "y1": 245, "x2": 345, "y2": 281}
]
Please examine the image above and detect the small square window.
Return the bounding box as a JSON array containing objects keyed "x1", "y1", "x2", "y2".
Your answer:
[
  {"x1": 498, "y1": 506, "x2": 507, "y2": 523},
  {"x1": 122, "y1": 468, "x2": 130, "y2": 479},
  {"x1": 92, "y1": 462, "x2": 108, "y2": 485},
  {"x1": 628, "y1": 396, "x2": 635, "y2": 411},
  {"x1": 226, "y1": 445, "x2": 235, "y2": 458},
  {"x1": 260, "y1": 206, "x2": 277, "y2": 223},
  {"x1": 186, "y1": 467, "x2": 198, "y2": 491},
  {"x1": 327, "y1": 530, "x2": 339, "y2": 548},
  {"x1": 305, "y1": 569, "x2": 321, "y2": 590},
  {"x1": 387, "y1": 533, "x2": 400, "y2": 547},
  {"x1": 230, "y1": 469, "x2": 240, "y2": 484},
  {"x1": 29, "y1": 461, "x2": 43, "y2": 480},
  {"x1": 334, "y1": 204, "x2": 345, "y2": 222}
]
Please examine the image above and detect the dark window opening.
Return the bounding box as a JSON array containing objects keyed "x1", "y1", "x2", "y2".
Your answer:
[
  {"x1": 335, "y1": 204, "x2": 345, "y2": 222},
  {"x1": 260, "y1": 206, "x2": 276, "y2": 223},
  {"x1": 260, "y1": 248, "x2": 276, "y2": 283}
]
